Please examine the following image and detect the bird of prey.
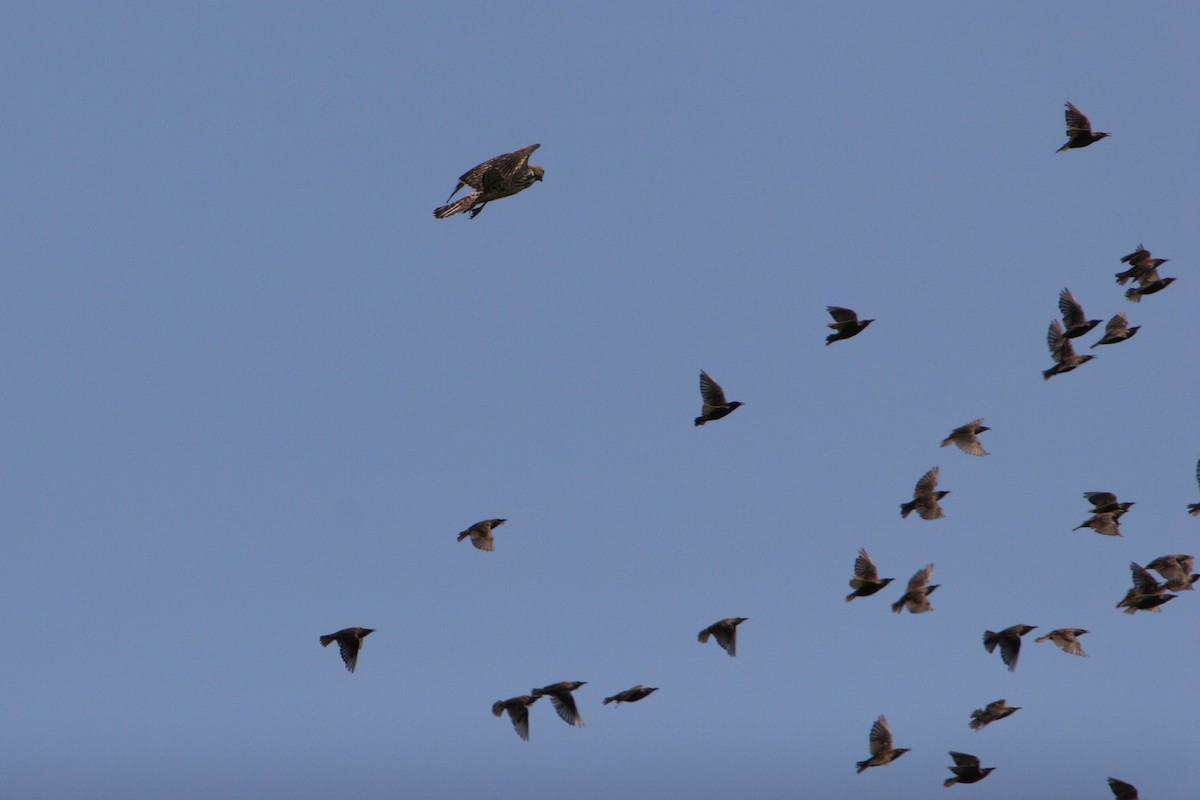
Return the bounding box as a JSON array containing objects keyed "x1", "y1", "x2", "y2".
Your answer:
[
  {"x1": 433, "y1": 144, "x2": 544, "y2": 219},
  {"x1": 1117, "y1": 562, "x2": 1177, "y2": 614},
  {"x1": 1084, "y1": 491, "x2": 1135, "y2": 516},
  {"x1": 825, "y1": 306, "x2": 874, "y2": 345},
  {"x1": 603, "y1": 685, "x2": 659, "y2": 705},
  {"x1": 694, "y1": 371, "x2": 743, "y2": 426},
  {"x1": 1057, "y1": 102, "x2": 1110, "y2": 152},
  {"x1": 1074, "y1": 512, "x2": 1122, "y2": 537},
  {"x1": 846, "y1": 548, "x2": 894, "y2": 602},
  {"x1": 891, "y1": 564, "x2": 938, "y2": 615},
  {"x1": 1116, "y1": 244, "x2": 1169, "y2": 286},
  {"x1": 982, "y1": 624, "x2": 1037, "y2": 672},
  {"x1": 698, "y1": 617, "x2": 748, "y2": 657},
  {"x1": 941, "y1": 419, "x2": 990, "y2": 457},
  {"x1": 1146, "y1": 554, "x2": 1197, "y2": 591},
  {"x1": 855, "y1": 715, "x2": 910, "y2": 774},
  {"x1": 968, "y1": 699, "x2": 1020, "y2": 730},
  {"x1": 1058, "y1": 288, "x2": 1101, "y2": 339},
  {"x1": 1107, "y1": 778, "x2": 1140, "y2": 800},
  {"x1": 1035, "y1": 628, "x2": 1089, "y2": 656},
  {"x1": 457, "y1": 518, "x2": 507, "y2": 552},
  {"x1": 319, "y1": 627, "x2": 374, "y2": 673},
  {"x1": 1091, "y1": 312, "x2": 1139, "y2": 347},
  {"x1": 943, "y1": 752, "x2": 995, "y2": 787},
  {"x1": 531, "y1": 682, "x2": 587, "y2": 727},
  {"x1": 900, "y1": 467, "x2": 949, "y2": 520},
  {"x1": 492, "y1": 694, "x2": 540, "y2": 741},
  {"x1": 1189, "y1": 460, "x2": 1200, "y2": 515},
  {"x1": 1043, "y1": 319, "x2": 1096, "y2": 379}
]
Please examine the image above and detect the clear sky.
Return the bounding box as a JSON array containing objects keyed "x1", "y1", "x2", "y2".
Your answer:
[{"x1": 2, "y1": 3, "x2": 1197, "y2": 798}]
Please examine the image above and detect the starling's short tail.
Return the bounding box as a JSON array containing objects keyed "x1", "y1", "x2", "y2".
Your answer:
[
  {"x1": 697, "y1": 630, "x2": 710, "y2": 643},
  {"x1": 319, "y1": 634, "x2": 335, "y2": 647},
  {"x1": 456, "y1": 531, "x2": 469, "y2": 541},
  {"x1": 1124, "y1": 288, "x2": 1141, "y2": 302},
  {"x1": 434, "y1": 193, "x2": 481, "y2": 219},
  {"x1": 855, "y1": 760, "x2": 869, "y2": 774}
]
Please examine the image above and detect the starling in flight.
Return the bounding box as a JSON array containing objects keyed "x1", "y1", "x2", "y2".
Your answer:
[
  {"x1": 1058, "y1": 288, "x2": 1101, "y2": 339},
  {"x1": 319, "y1": 627, "x2": 374, "y2": 673},
  {"x1": 941, "y1": 419, "x2": 990, "y2": 457},
  {"x1": 434, "y1": 144, "x2": 544, "y2": 219},
  {"x1": 1091, "y1": 313, "x2": 1139, "y2": 347},
  {"x1": 825, "y1": 306, "x2": 874, "y2": 345},
  {"x1": 1075, "y1": 512, "x2": 1122, "y2": 537},
  {"x1": 457, "y1": 518, "x2": 507, "y2": 552},
  {"x1": 943, "y1": 752, "x2": 995, "y2": 787},
  {"x1": 891, "y1": 564, "x2": 938, "y2": 615},
  {"x1": 603, "y1": 685, "x2": 659, "y2": 705},
  {"x1": 901, "y1": 467, "x2": 949, "y2": 520},
  {"x1": 982, "y1": 624, "x2": 1036, "y2": 672},
  {"x1": 1057, "y1": 102, "x2": 1110, "y2": 152},
  {"x1": 856, "y1": 715, "x2": 910, "y2": 774},
  {"x1": 698, "y1": 617, "x2": 748, "y2": 656},
  {"x1": 694, "y1": 371, "x2": 743, "y2": 426},
  {"x1": 1107, "y1": 778, "x2": 1140, "y2": 800},
  {"x1": 1146, "y1": 554, "x2": 1197, "y2": 591},
  {"x1": 1043, "y1": 319, "x2": 1096, "y2": 379},
  {"x1": 1035, "y1": 628, "x2": 1089, "y2": 656},
  {"x1": 532, "y1": 681, "x2": 587, "y2": 727},
  {"x1": 968, "y1": 699, "x2": 1020, "y2": 730},
  {"x1": 1116, "y1": 244, "x2": 1169, "y2": 286},
  {"x1": 492, "y1": 694, "x2": 540, "y2": 741},
  {"x1": 1084, "y1": 491, "x2": 1135, "y2": 516},
  {"x1": 846, "y1": 548, "x2": 894, "y2": 602},
  {"x1": 1117, "y1": 562, "x2": 1176, "y2": 614}
]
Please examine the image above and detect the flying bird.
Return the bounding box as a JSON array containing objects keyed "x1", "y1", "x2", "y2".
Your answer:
[
  {"x1": 1107, "y1": 778, "x2": 1140, "y2": 800},
  {"x1": 695, "y1": 371, "x2": 743, "y2": 426},
  {"x1": 941, "y1": 419, "x2": 990, "y2": 457},
  {"x1": 943, "y1": 752, "x2": 995, "y2": 787},
  {"x1": 968, "y1": 699, "x2": 1020, "y2": 730},
  {"x1": 1117, "y1": 562, "x2": 1176, "y2": 614},
  {"x1": 855, "y1": 715, "x2": 910, "y2": 774},
  {"x1": 319, "y1": 627, "x2": 374, "y2": 673},
  {"x1": 603, "y1": 685, "x2": 659, "y2": 705},
  {"x1": 1091, "y1": 312, "x2": 1139, "y2": 347},
  {"x1": 825, "y1": 306, "x2": 874, "y2": 345},
  {"x1": 1146, "y1": 554, "x2": 1197, "y2": 591},
  {"x1": 1057, "y1": 102, "x2": 1110, "y2": 152},
  {"x1": 982, "y1": 624, "x2": 1037, "y2": 672},
  {"x1": 1074, "y1": 512, "x2": 1122, "y2": 537},
  {"x1": 1035, "y1": 628, "x2": 1089, "y2": 656},
  {"x1": 1084, "y1": 491, "x2": 1135, "y2": 516},
  {"x1": 457, "y1": 518, "x2": 507, "y2": 552},
  {"x1": 900, "y1": 467, "x2": 949, "y2": 520},
  {"x1": 492, "y1": 694, "x2": 540, "y2": 741},
  {"x1": 846, "y1": 548, "x2": 894, "y2": 602},
  {"x1": 1189, "y1": 460, "x2": 1200, "y2": 515},
  {"x1": 433, "y1": 144, "x2": 544, "y2": 219},
  {"x1": 1043, "y1": 319, "x2": 1096, "y2": 379},
  {"x1": 891, "y1": 564, "x2": 938, "y2": 615},
  {"x1": 532, "y1": 682, "x2": 587, "y2": 727},
  {"x1": 698, "y1": 617, "x2": 748, "y2": 656},
  {"x1": 1116, "y1": 244, "x2": 1169, "y2": 286},
  {"x1": 1058, "y1": 288, "x2": 1101, "y2": 338}
]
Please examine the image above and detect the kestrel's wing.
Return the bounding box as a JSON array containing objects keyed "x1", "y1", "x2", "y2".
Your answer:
[
  {"x1": 827, "y1": 306, "x2": 859, "y2": 324},
  {"x1": 868, "y1": 716, "x2": 893, "y2": 756},
  {"x1": 699, "y1": 371, "x2": 728, "y2": 406},
  {"x1": 1084, "y1": 491, "x2": 1118, "y2": 508},
  {"x1": 907, "y1": 564, "x2": 934, "y2": 591},
  {"x1": 949, "y1": 752, "x2": 980, "y2": 768},
  {"x1": 1129, "y1": 563, "x2": 1161, "y2": 594},
  {"x1": 478, "y1": 144, "x2": 540, "y2": 192},
  {"x1": 549, "y1": 693, "x2": 583, "y2": 727},
  {"x1": 914, "y1": 467, "x2": 939, "y2": 497},
  {"x1": 711, "y1": 624, "x2": 738, "y2": 656},
  {"x1": 854, "y1": 549, "x2": 879, "y2": 581},
  {"x1": 1058, "y1": 288, "x2": 1086, "y2": 328},
  {"x1": 1064, "y1": 102, "x2": 1094, "y2": 136},
  {"x1": 1107, "y1": 778, "x2": 1139, "y2": 800},
  {"x1": 338, "y1": 637, "x2": 361, "y2": 673}
]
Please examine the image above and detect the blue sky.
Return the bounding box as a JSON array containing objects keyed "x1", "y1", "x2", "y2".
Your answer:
[{"x1": 2, "y1": 3, "x2": 1197, "y2": 798}]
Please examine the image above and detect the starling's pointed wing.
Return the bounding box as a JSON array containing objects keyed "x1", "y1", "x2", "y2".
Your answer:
[
  {"x1": 1085, "y1": 491, "x2": 1119, "y2": 508},
  {"x1": 1083, "y1": 512, "x2": 1121, "y2": 536},
  {"x1": 548, "y1": 693, "x2": 584, "y2": 727},
  {"x1": 466, "y1": 525, "x2": 495, "y2": 551},
  {"x1": 1105, "y1": 312, "x2": 1129, "y2": 336},
  {"x1": 1047, "y1": 319, "x2": 1067, "y2": 359},
  {"x1": 949, "y1": 752, "x2": 981, "y2": 768},
  {"x1": 711, "y1": 624, "x2": 738, "y2": 656},
  {"x1": 509, "y1": 704, "x2": 531, "y2": 740},
  {"x1": 914, "y1": 467, "x2": 939, "y2": 497},
  {"x1": 699, "y1": 371, "x2": 728, "y2": 406},
  {"x1": 854, "y1": 549, "x2": 879, "y2": 581},
  {"x1": 1058, "y1": 288, "x2": 1087, "y2": 328},
  {"x1": 996, "y1": 632, "x2": 1022, "y2": 671},
  {"x1": 868, "y1": 716, "x2": 893, "y2": 756},
  {"x1": 907, "y1": 564, "x2": 934, "y2": 591},
  {"x1": 338, "y1": 636, "x2": 361, "y2": 673},
  {"x1": 1107, "y1": 778, "x2": 1139, "y2": 800},
  {"x1": 917, "y1": 501, "x2": 945, "y2": 521},
  {"x1": 1064, "y1": 102, "x2": 1094, "y2": 136},
  {"x1": 984, "y1": 699, "x2": 1008, "y2": 714},
  {"x1": 1120, "y1": 245, "x2": 1149, "y2": 265},
  {"x1": 1057, "y1": 631, "x2": 1088, "y2": 656},
  {"x1": 1129, "y1": 563, "x2": 1161, "y2": 594},
  {"x1": 827, "y1": 306, "x2": 859, "y2": 324}
]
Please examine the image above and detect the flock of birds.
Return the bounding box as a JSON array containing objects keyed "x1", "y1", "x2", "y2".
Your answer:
[{"x1": 319, "y1": 102, "x2": 1192, "y2": 797}]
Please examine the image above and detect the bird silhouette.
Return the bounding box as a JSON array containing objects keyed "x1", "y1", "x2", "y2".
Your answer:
[
  {"x1": 825, "y1": 306, "x2": 874, "y2": 345},
  {"x1": 457, "y1": 518, "x2": 507, "y2": 552},
  {"x1": 982, "y1": 624, "x2": 1037, "y2": 671},
  {"x1": 695, "y1": 371, "x2": 743, "y2": 426},
  {"x1": 698, "y1": 617, "x2": 748, "y2": 656},
  {"x1": 1057, "y1": 102, "x2": 1109, "y2": 152},
  {"x1": 319, "y1": 627, "x2": 374, "y2": 673}
]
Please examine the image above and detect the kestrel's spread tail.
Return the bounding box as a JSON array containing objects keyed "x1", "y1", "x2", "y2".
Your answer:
[{"x1": 434, "y1": 144, "x2": 544, "y2": 219}]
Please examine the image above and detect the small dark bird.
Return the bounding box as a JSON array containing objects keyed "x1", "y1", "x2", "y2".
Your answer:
[
  {"x1": 319, "y1": 627, "x2": 374, "y2": 673},
  {"x1": 694, "y1": 371, "x2": 743, "y2": 426},
  {"x1": 891, "y1": 564, "x2": 939, "y2": 615},
  {"x1": 901, "y1": 467, "x2": 949, "y2": 520},
  {"x1": 457, "y1": 518, "x2": 507, "y2": 552},
  {"x1": 982, "y1": 624, "x2": 1037, "y2": 672},
  {"x1": 1107, "y1": 778, "x2": 1140, "y2": 800},
  {"x1": 968, "y1": 699, "x2": 1020, "y2": 730},
  {"x1": 603, "y1": 685, "x2": 659, "y2": 705},
  {"x1": 531, "y1": 682, "x2": 587, "y2": 727},
  {"x1": 1057, "y1": 102, "x2": 1110, "y2": 152},
  {"x1": 1044, "y1": 319, "x2": 1096, "y2": 379},
  {"x1": 1117, "y1": 562, "x2": 1177, "y2": 614},
  {"x1": 1091, "y1": 312, "x2": 1139, "y2": 347},
  {"x1": 941, "y1": 419, "x2": 990, "y2": 457},
  {"x1": 1058, "y1": 288, "x2": 1101, "y2": 338},
  {"x1": 1084, "y1": 491, "x2": 1135, "y2": 516},
  {"x1": 1125, "y1": 270, "x2": 1177, "y2": 302},
  {"x1": 825, "y1": 306, "x2": 874, "y2": 345},
  {"x1": 1116, "y1": 244, "x2": 1169, "y2": 286},
  {"x1": 943, "y1": 752, "x2": 995, "y2": 787},
  {"x1": 1146, "y1": 554, "x2": 1197, "y2": 591},
  {"x1": 1074, "y1": 512, "x2": 1122, "y2": 537},
  {"x1": 434, "y1": 144, "x2": 544, "y2": 219},
  {"x1": 1189, "y1": 459, "x2": 1200, "y2": 515},
  {"x1": 847, "y1": 548, "x2": 894, "y2": 602},
  {"x1": 698, "y1": 617, "x2": 748, "y2": 656},
  {"x1": 1035, "y1": 628, "x2": 1089, "y2": 656},
  {"x1": 855, "y1": 715, "x2": 910, "y2": 774},
  {"x1": 492, "y1": 694, "x2": 540, "y2": 741}
]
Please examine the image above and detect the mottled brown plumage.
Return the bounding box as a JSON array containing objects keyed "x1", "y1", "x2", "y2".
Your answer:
[
  {"x1": 941, "y1": 419, "x2": 989, "y2": 457},
  {"x1": 856, "y1": 715, "x2": 909, "y2": 773},
  {"x1": 968, "y1": 699, "x2": 1020, "y2": 730},
  {"x1": 492, "y1": 694, "x2": 540, "y2": 741},
  {"x1": 982, "y1": 624, "x2": 1036, "y2": 672},
  {"x1": 434, "y1": 144, "x2": 544, "y2": 219},
  {"x1": 457, "y1": 518, "x2": 507, "y2": 552},
  {"x1": 891, "y1": 564, "x2": 938, "y2": 614},
  {"x1": 531, "y1": 681, "x2": 587, "y2": 727},
  {"x1": 1044, "y1": 319, "x2": 1096, "y2": 379},
  {"x1": 698, "y1": 617, "x2": 747, "y2": 656},
  {"x1": 847, "y1": 548, "x2": 894, "y2": 602},
  {"x1": 695, "y1": 371, "x2": 743, "y2": 426},
  {"x1": 900, "y1": 467, "x2": 948, "y2": 520},
  {"x1": 1057, "y1": 102, "x2": 1109, "y2": 152},
  {"x1": 1035, "y1": 628, "x2": 1089, "y2": 656},
  {"x1": 319, "y1": 627, "x2": 374, "y2": 673},
  {"x1": 825, "y1": 306, "x2": 874, "y2": 345}
]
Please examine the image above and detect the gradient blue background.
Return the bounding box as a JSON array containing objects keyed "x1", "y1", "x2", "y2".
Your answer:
[{"x1": 2, "y1": 3, "x2": 1197, "y2": 798}]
